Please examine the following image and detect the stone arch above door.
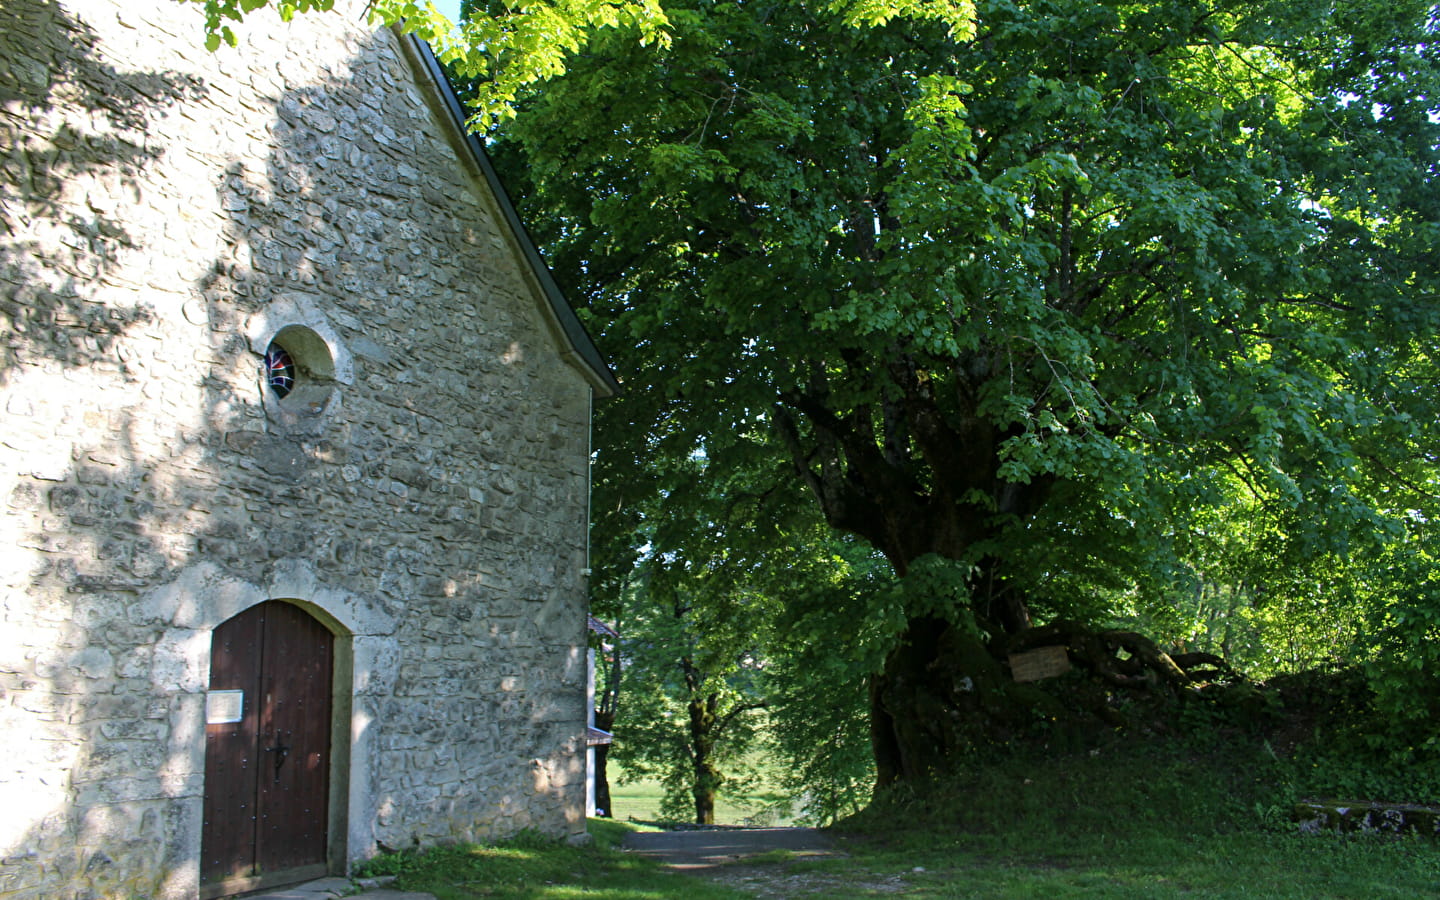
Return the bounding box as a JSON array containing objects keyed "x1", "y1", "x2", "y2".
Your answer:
[
  {"x1": 148, "y1": 559, "x2": 395, "y2": 638},
  {"x1": 143, "y1": 560, "x2": 395, "y2": 896}
]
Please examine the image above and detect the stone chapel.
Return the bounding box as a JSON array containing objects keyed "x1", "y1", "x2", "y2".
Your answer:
[{"x1": 0, "y1": 0, "x2": 618, "y2": 897}]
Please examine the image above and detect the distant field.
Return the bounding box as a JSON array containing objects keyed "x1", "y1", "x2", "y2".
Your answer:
[{"x1": 605, "y1": 761, "x2": 799, "y2": 826}]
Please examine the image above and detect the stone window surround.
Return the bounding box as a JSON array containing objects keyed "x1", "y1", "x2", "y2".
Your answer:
[{"x1": 246, "y1": 296, "x2": 355, "y2": 435}]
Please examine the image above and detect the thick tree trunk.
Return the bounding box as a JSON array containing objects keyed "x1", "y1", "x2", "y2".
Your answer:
[
  {"x1": 868, "y1": 676, "x2": 904, "y2": 789},
  {"x1": 870, "y1": 616, "x2": 952, "y2": 786},
  {"x1": 868, "y1": 553, "x2": 1041, "y2": 786},
  {"x1": 869, "y1": 611, "x2": 1239, "y2": 788},
  {"x1": 869, "y1": 613, "x2": 1070, "y2": 787}
]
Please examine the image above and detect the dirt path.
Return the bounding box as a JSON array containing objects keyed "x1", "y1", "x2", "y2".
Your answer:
[
  {"x1": 623, "y1": 828, "x2": 914, "y2": 898},
  {"x1": 621, "y1": 827, "x2": 836, "y2": 870}
]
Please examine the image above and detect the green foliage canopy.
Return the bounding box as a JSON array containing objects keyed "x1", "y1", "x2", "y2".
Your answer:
[
  {"x1": 496, "y1": 0, "x2": 1440, "y2": 615},
  {"x1": 492, "y1": 0, "x2": 1440, "y2": 773},
  {"x1": 185, "y1": 0, "x2": 670, "y2": 120}
]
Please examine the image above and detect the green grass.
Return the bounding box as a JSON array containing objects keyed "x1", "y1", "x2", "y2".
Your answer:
[
  {"x1": 369, "y1": 739, "x2": 1440, "y2": 899},
  {"x1": 360, "y1": 820, "x2": 749, "y2": 899},
  {"x1": 808, "y1": 824, "x2": 1440, "y2": 898},
  {"x1": 814, "y1": 736, "x2": 1440, "y2": 899},
  {"x1": 605, "y1": 760, "x2": 798, "y2": 826}
]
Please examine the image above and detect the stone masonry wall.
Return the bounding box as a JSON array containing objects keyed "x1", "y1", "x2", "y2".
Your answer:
[{"x1": 0, "y1": 1, "x2": 597, "y2": 897}]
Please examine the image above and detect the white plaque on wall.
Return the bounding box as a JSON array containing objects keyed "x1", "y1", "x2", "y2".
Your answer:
[{"x1": 206, "y1": 690, "x2": 244, "y2": 724}]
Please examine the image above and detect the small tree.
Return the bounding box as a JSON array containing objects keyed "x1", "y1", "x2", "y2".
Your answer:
[{"x1": 610, "y1": 570, "x2": 773, "y2": 824}]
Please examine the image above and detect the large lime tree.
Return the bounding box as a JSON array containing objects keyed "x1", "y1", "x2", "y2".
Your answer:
[
  {"x1": 491, "y1": 0, "x2": 1440, "y2": 784},
  {"x1": 492, "y1": 0, "x2": 1440, "y2": 784}
]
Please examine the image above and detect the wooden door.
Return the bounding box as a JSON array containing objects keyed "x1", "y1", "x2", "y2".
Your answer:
[{"x1": 201, "y1": 601, "x2": 334, "y2": 895}]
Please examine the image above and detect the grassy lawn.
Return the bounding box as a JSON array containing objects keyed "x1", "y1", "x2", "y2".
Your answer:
[
  {"x1": 357, "y1": 819, "x2": 750, "y2": 900},
  {"x1": 368, "y1": 739, "x2": 1440, "y2": 899},
  {"x1": 605, "y1": 760, "x2": 798, "y2": 826},
  {"x1": 809, "y1": 824, "x2": 1440, "y2": 899},
  {"x1": 811, "y1": 736, "x2": 1440, "y2": 899},
  {"x1": 367, "y1": 814, "x2": 1439, "y2": 899}
]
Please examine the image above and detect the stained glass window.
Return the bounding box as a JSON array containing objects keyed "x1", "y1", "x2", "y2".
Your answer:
[{"x1": 265, "y1": 344, "x2": 296, "y2": 399}]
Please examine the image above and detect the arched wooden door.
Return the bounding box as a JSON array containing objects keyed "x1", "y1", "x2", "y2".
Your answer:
[{"x1": 201, "y1": 601, "x2": 333, "y2": 897}]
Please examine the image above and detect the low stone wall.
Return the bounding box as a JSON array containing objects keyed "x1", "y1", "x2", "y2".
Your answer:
[{"x1": 1294, "y1": 800, "x2": 1440, "y2": 836}]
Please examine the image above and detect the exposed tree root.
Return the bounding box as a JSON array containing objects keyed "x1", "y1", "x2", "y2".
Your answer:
[
  {"x1": 1004, "y1": 619, "x2": 1238, "y2": 690},
  {"x1": 872, "y1": 618, "x2": 1246, "y2": 784}
]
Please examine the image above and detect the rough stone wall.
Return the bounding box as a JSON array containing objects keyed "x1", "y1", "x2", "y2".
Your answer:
[{"x1": 0, "y1": 1, "x2": 596, "y2": 897}]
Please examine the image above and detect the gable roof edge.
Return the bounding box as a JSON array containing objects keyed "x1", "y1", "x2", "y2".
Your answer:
[{"x1": 396, "y1": 32, "x2": 621, "y2": 398}]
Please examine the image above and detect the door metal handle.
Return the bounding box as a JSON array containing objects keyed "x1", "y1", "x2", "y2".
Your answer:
[{"x1": 266, "y1": 734, "x2": 290, "y2": 782}]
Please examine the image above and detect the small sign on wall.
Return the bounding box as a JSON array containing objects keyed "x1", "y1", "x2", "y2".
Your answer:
[
  {"x1": 1009, "y1": 646, "x2": 1071, "y2": 683},
  {"x1": 206, "y1": 690, "x2": 244, "y2": 724}
]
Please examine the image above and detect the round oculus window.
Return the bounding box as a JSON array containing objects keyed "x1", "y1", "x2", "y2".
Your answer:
[{"x1": 265, "y1": 344, "x2": 296, "y2": 399}]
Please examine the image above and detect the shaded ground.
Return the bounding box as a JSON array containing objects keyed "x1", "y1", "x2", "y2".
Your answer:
[
  {"x1": 621, "y1": 826, "x2": 836, "y2": 870},
  {"x1": 702, "y1": 860, "x2": 913, "y2": 899},
  {"x1": 621, "y1": 826, "x2": 915, "y2": 898}
]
